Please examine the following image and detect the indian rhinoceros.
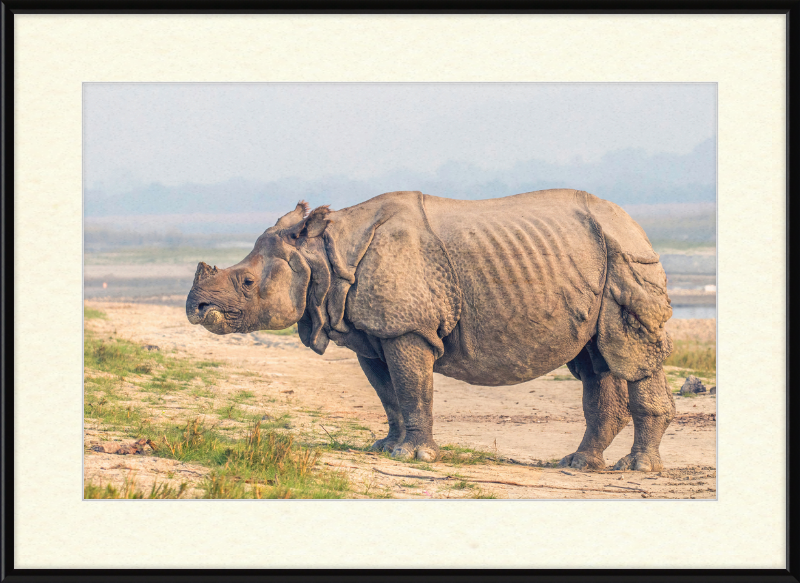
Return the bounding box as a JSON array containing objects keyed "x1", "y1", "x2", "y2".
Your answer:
[{"x1": 186, "y1": 189, "x2": 674, "y2": 471}]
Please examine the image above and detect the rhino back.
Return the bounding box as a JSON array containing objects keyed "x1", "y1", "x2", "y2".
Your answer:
[{"x1": 423, "y1": 190, "x2": 607, "y2": 385}]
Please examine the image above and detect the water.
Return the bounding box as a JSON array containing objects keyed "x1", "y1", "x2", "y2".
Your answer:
[{"x1": 671, "y1": 306, "x2": 716, "y2": 320}]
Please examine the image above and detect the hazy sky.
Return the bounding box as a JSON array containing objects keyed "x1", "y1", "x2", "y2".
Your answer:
[{"x1": 84, "y1": 83, "x2": 716, "y2": 193}]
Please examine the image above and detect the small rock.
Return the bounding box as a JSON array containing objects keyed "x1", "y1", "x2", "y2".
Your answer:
[
  {"x1": 144, "y1": 345, "x2": 160, "y2": 351},
  {"x1": 709, "y1": 386, "x2": 716, "y2": 395},
  {"x1": 680, "y1": 375, "x2": 706, "y2": 395}
]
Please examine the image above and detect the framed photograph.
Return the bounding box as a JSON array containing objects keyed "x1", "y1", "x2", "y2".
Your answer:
[{"x1": 2, "y1": 6, "x2": 792, "y2": 579}]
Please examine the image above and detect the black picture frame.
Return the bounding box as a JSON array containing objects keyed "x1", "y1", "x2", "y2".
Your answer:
[{"x1": 1, "y1": 3, "x2": 795, "y2": 581}]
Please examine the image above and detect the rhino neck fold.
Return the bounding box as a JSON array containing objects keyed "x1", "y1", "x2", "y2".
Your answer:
[
  {"x1": 297, "y1": 238, "x2": 332, "y2": 355},
  {"x1": 296, "y1": 216, "x2": 381, "y2": 354}
]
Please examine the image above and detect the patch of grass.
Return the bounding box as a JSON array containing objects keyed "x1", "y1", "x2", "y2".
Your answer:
[
  {"x1": 84, "y1": 307, "x2": 107, "y2": 320},
  {"x1": 552, "y1": 375, "x2": 577, "y2": 381},
  {"x1": 84, "y1": 476, "x2": 188, "y2": 499},
  {"x1": 84, "y1": 334, "x2": 350, "y2": 498},
  {"x1": 317, "y1": 424, "x2": 361, "y2": 451},
  {"x1": 451, "y1": 480, "x2": 475, "y2": 490},
  {"x1": 474, "y1": 491, "x2": 499, "y2": 499},
  {"x1": 399, "y1": 480, "x2": 421, "y2": 488},
  {"x1": 439, "y1": 444, "x2": 499, "y2": 466},
  {"x1": 664, "y1": 340, "x2": 716, "y2": 374},
  {"x1": 145, "y1": 418, "x2": 349, "y2": 499},
  {"x1": 85, "y1": 334, "x2": 222, "y2": 399},
  {"x1": 232, "y1": 390, "x2": 256, "y2": 402},
  {"x1": 189, "y1": 386, "x2": 216, "y2": 399},
  {"x1": 255, "y1": 325, "x2": 297, "y2": 336},
  {"x1": 650, "y1": 240, "x2": 716, "y2": 253},
  {"x1": 84, "y1": 394, "x2": 148, "y2": 430}
]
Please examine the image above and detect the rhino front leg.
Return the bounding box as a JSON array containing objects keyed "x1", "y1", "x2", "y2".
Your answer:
[
  {"x1": 614, "y1": 367, "x2": 675, "y2": 472},
  {"x1": 559, "y1": 367, "x2": 630, "y2": 471},
  {"x1": 357, "y1": 355, "x2": 406, "y2": 452},
  {"x1": 381, "y1": 333, "x2": 439, "y2": 462}
]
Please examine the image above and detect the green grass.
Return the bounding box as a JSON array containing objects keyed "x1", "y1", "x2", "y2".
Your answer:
[
  {"x1": 84, "y1": 307, "x2": 108, "y2": 320},
  {"x1": 84, "y1": 332, "x2": 350, "y2": 498},
  {"x1": 84, "y1": 333, "x2": 222, "y2": 397},
  {"x1": 152, "y1": 418, "x2": 349, "y2": 499},
  {"x1": 664, "y1": 340, "x2": 716, "y2": 375},
  {"x1": 552, "y1": 375, "x2": 577, "y2": 381},
  {"x1": 439, "y1": 444, "x2": 499, "y2": 466},
  {"x1": 84, "y1": 477, "x2": 189, "y2": 499},
  {"x1": 84, "y1": 396, "x2": 149, "y2": 430},
  {"x1": 650, "y1": 240, "x2": 716, "y2": 253},
  {"x1": 316, "y1": 423, "x2": 363, "y2": 451},
  {"x1": 254, "y1": 325, "x2": 298, "y2": 336}
]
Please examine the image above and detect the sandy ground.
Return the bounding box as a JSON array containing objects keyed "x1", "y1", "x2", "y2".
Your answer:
[{"x1": 84, "y1": 300, "x2": 716, "y2": 499}]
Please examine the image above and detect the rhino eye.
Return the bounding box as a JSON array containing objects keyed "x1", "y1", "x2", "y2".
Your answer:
[{"x1": 244, "y1": 277, "x2": 255, "y2": 287}]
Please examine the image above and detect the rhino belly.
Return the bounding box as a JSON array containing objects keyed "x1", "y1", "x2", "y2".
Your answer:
[{"x1": 431, "y1": 210, "x2": 606, "y2": 386}]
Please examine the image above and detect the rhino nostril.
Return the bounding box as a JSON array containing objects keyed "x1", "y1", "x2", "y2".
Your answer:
[{"x1": 198, "y1": 302, "x2": 209, "y2": 313}]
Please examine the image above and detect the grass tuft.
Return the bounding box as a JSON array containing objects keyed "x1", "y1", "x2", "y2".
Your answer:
[
  {"x1": 84, "y1": 475, "x2": 188, "y2": 499},
  {"x1": 439, "y1": 444, "x2": 499, "y2": 466},
  {"x1": 84, "y1": 307, "x2": 108, "y2": 320},
  {"x1": 664, "y1": 340, "x2": 716, "y2": 374},
  {"x1": 255, "y1": 325, "x2": 297, "y2": 336},
  {"x1": 146, "y1": 419, "x2": 349, "y2": 499}
]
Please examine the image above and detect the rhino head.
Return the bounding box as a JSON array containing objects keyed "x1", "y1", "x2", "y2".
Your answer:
[{"x1": 185, "y1": 201, "x2": 331, "y2": 335}]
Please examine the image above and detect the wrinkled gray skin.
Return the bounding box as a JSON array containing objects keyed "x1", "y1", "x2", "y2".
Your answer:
[{"x1": 187, "y1": 190, "x2": 674, "y2": 470}]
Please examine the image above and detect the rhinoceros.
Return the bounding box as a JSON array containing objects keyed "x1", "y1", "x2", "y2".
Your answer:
[{"x1": 186, "y1": 189, "x2": 675, "y2": 471}]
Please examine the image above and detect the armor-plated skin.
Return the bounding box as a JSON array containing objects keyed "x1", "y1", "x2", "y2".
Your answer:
[{"x1": 186, "y1": 189, "x2": 675, "y2": 470}]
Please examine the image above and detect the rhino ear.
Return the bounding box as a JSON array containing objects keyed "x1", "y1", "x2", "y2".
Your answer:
[
  {"x1": 268, "y1": 201, "x2": 309, "y2": 233},
  {"x1": 282, "y1": 205, "x2": 331, "y2": 247},
  {"x1": 304, "y1": 206, "x2": 331, "y2": 238}
]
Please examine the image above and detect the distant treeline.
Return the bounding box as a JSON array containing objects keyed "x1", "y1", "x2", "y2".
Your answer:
[
  {"x1": 85, "y1": 205, "x2": 714, "y2": 253},
  {"x1": 86, "y1": 140, "x2": 715, "y2": 217}
]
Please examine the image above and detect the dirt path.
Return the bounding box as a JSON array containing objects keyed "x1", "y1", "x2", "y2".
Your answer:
[{"x1": 84, "y1": 301, "x2": 716, "y2": 499}]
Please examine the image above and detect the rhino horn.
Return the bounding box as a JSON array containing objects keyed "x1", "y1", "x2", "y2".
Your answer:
[{"x1": 194, "y1": 261, "x2": 217, "y2": 284}]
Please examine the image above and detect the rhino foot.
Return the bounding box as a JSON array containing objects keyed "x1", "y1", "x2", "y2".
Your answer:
[
  {"x1": 558, "y1": 451, "x2": 606, "y2": 471},
  {"x1": 391, "y1": 439, "x2": 439, "y2": 462},
  {"x1": 613, "y1": 452, "x2": 663, "y2": 472},
  {"x1": 370, "y1": 436, "x2": 401, "y2": 453}
]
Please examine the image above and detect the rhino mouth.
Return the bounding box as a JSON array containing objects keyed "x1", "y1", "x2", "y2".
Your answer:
[
  {"x1": 187, "y1": 301, "x2": 214, "y2": 325},
  {"x1": 187, "y1": 300, "x2": 243, "y2": 334},
  {"x1": 199, "y1": 308, "x2": 229, "y2": 334}
]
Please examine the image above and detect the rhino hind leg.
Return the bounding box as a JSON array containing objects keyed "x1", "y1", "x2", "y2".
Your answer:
[
  {"x1": 357, "y1": 355, "x2": 406, "y2": 452},
  {"x1": 613, "y1": 367, "x2": 675, "y2": 472},
  {"x1": 380, "y1": 333, "x2": 439, "y2": 462},
  {"x1": 560, "y1": 343, "x2": 631, "y2": 471}
]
